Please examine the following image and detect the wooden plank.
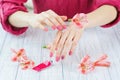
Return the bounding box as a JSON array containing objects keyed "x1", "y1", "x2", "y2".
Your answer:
[
  {"x1": 0, "y1": 23, "x2": 120, "y2": 80},
  {"x1": 0, "y1": 24, "x2": 7, "y2": 53},
  {"x1": 0, "y1": 25, "x2": 26, "y2": 80}
]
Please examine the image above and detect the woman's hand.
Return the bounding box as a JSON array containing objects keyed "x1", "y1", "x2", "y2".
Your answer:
[
  {"x1": 9, "y1": 10, "x2": 67, "y2": 31},
  {"x1": 28, "y1": 10, "x2": 67, "y2": 31},
  {"x1": 50, "y1": 23, "x2": 85, "y2": 61}
]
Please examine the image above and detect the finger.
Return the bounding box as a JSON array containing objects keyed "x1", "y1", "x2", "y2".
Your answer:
[
  {"x1": 44, "y1": 19, "x2": 57, "y2": 30},
  {"x1": 47, "y1": 10, "x2": 65, "y2": 25},
  {"x1": 61, "y1": 39, "x2": 73, "y2": 60},
  {"x1": 40, "y1": 11, "x2": 59, "y2": 26},
  {"x1": 50, "y1": 31, "x2": 62, "y2": 59},
  {"x1": 34, "y1": 21, "x2": 48, "y2": 31},
  {"x1": 54, "y1": 15, "x2": 67, "y2": 30},
  {"x1": 70, "y1": 29, "x2": 83, "y2": 55},
  {"x1": 40, "y1": 12, "x2": 57, "y2": 30},
  {"x1": 46, "y1": 10, "x2": 67, "y2": 30},
  {"x1": 44, "y1": 18, "x2": 55, "y2": 27},
  {"x1": 40, "y1": 12, "x2": 55, "y2": 27},
  {"x1": 44, "y1": 10, "x2": 61, "y2": 26},
  {"x1": 60, "y1": 29, "x2": 76, "y2": 59},
  {"x1": 52, "y1": 16, "x2": 68, "y2": 30},
  {"x1": 56, "y1": 29, "x2": 70, "y2": 60}
]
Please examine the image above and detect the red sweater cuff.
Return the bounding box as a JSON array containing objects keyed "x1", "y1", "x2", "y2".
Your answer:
[{"x1": 1, "y1": 8, "x2": 28, "y2": 35}]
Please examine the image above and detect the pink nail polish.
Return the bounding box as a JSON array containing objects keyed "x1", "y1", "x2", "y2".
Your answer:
[
  {"x1": 69, "y1": 51, "x2": 72, "y2": 55},
  {"x1": 52, "y1": 26, "x2": 56, "y2": 30},
  {"x1": 56, "y1": 26, "x2": 63, "y2": 31},
  {"x1": 62, "y1": 25, "x2": 67, "y2": 29},
  {"x1": 56, "y1": 56, "x2": 60, "y2": 62},
  {"x1": 61, "y1": 56, "x2": 65, "y2": 60},
  {"x1": 50, "y1": 52, "x2": 53, "y2": 57},
  {"x1": 44, "y1": 28, "x2": 48, "y2": 32},
  {"x1": 32, "y1": 60, "x2": 51, "y2": 72}
]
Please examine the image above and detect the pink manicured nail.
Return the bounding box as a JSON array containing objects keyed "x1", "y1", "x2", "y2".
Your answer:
[
  {"x1": 62, "y1": 25, "x2": 67, "y2": 29},
  {"x1": 52, "y1": 26, "x2": 56, "y2": 30},
  {"x1": 69, "y1": 51, "x2": 72, "y2": 55},
  {"x1": 50, "y1": 52, "x2": 53, "y2": 57},
  {"x1": 61, "y1": 56, "x2": 65, "y2": 60},
  {"x1": 56, "y1": 26, "x2": 63, "y2": 31},
  {"x1": 56, "y1": 56, "x2": 60, "y2": 62},
  {"x1": 44, "y1": 28, "x2": 48, "y2": 32}
]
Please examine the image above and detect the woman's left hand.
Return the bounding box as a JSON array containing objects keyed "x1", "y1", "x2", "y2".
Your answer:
[{"x1": 50, "y1": 23, "x2": 85, "y2": 61}]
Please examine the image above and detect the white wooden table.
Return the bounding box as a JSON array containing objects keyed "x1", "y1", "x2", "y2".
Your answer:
[{"x1": 0, "y1": 23, "x2": 120, "y2": 80}]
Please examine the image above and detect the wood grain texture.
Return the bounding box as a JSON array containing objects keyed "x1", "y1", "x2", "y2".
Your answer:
[{"x1": 0, "y1": 23, "x2": 120, "y2": 80}]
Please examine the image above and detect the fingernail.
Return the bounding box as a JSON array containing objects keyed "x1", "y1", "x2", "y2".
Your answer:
[
  {"x1": 50, "y1": 52, "x2": 53, "y2": 57},
  {"x1": 52, "y1": 26, "x2": 56, "y2": 30},
  {"x1": 44, "y1": 28, "x2": 48, "y2": 32},
  {"x1": 61, "y1": 56, "x2": 65, "y2": 60},
  {"x1": 69, "y1": 51, "x2": 72, "y2": 55},
  {"x1": 56, "y1": 26, "x2": 63, "y2": 31},
  {"x1": 62, "y1": 25, "x2": 67, "y2": 29},
  {"x1": 56, "y1": 56, "x2": 60, "y2": 62}
]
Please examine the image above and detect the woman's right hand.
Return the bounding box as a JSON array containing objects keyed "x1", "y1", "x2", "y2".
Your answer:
[{"x1": 28, "y1": 10, "x2": 67, "y2": 31}]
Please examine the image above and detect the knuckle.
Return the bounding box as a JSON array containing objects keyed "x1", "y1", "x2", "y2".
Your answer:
[
  {"x1": 72, "y1": 42, "x2": 77, "y2": 46},
  {"x1": 53, "y1": 41, "x2": 57, "y2": 46},
  {"x1": 49, "y1": 15, "x2": 54, "y2": 19},
  {"x1": 55, "y1": 16, "x2": 60, "y2": 20},
  {"x1": 65, "y1": 42, "x2": 69, "y2": 47}
]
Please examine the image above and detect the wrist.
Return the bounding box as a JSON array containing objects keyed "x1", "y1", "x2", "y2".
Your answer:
[
  {"x1": 25, "y1": 13, "x2": 36, "y2": 27},
  {"x1": 9, "y1": 11, "x2": 34, "y2": 27}
]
